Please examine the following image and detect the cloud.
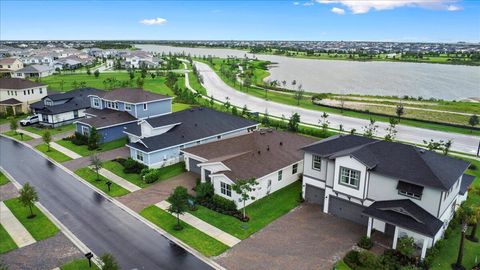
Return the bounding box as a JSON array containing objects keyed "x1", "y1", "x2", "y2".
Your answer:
[
  {"x1": 293, "y1": 2, "x2": 300, "y2": 5},
  {"x1": 316, "y1": 0, "x2": 463, "y2": 14},
  {"x1": 331, "y1": 7, "x2": 345, "y2": 14},
  {"x1": 139, "y1": 17, "x2": 167, "y2": 25},
  {"x1": 304, "y1": 2, "x2": 315, "y2": 6}
]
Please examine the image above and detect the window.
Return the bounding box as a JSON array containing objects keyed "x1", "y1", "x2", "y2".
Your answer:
[
  {"x1": 114, "y1": 102, "x2": 118, "y2": 109},
  {"x1": 45, "y1": 100, "x2": 53, "y2": 106},
  {"x1": 39, "y1": 88, "x2": 43, "y2": 94},
  {"x1": 81, "y1": 126, "x2": 89, "y2": 136},
  {"x1": 221, "y1": 182, "x2": 232, "y2": 197},
  {"x1": 292, "y1": 163, "x2": 298, "y2": 174},
  {"x1": 143, "y1": 103, "x2": 148, "y2": 110},
  {"x1": 17, "y1": 73, "x2": 21, "y2": 77},
  {"x1": 217, "y1": 135, "x2": 222, "y2": 139},
  {"x1": 397, "y1": 181, "x2": 423, "y2": 200},
  {"x1": 93, "y1": 98, "x2": 100, "y2": 108},
  {"x1": 136, "y1": 151, "x2": 144, "y2": 162},
  {"x1": 312, "y1": 155, "x2": 322, "y2": 170},
  {"x1": 278, "y1": 170, "x2": 283, "y2": 181},
  {"x1": 339, "y1": 167, "x2": 361, "y2": 189},
  {"x1": 399, "y1": 190, "x2": 421, "y2": 200},
  {"x1": 24, "y1": 90, "x2": 26, "y2": 95},
  {"x1": 124, "y1": 103, "x2": 132, "y2": 111}
]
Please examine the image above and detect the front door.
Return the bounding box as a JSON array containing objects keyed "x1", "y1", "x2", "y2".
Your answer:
[{"x1": 385, "y1": 223, "x2": 396, "y2": 236}]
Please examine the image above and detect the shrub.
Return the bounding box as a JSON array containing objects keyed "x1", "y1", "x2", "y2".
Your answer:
[
  {"x1": 469, "y1": 163, "x2": 477, "y2": 171},
  {"x1": 195, "y1": 182, "x2": 214, "y2": 200},
  {"x1": 144, "y1": 171, "x2": 159, "y2": 184},
  {"x1": 357, "y1": 251, "x2": 381, "y2": 269},
  {"x1": 424, "y1": 239, "x2": 445, "y2": 267},
  {"x1": 344, "y1": 250, "x2": 360, "y2": 268},
  {"x1": 212, "y1": 194, "x2": 237, "y2": 212},
  {"x1": 68, "y1": 132, "x2": 88, "y2": 145},
  {"x1": 123, "y1": 158, "x2": 146, "y2": 174},
  {"x1": 357, "y1": 235, "x2": 374, "y2": 250},
  {"x1": 397, "y1": 236, "x2": 415, "y2": 258}
]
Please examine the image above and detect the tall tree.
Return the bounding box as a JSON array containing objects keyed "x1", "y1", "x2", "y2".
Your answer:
[
  {"x1": 42, "y1": 131, "x2": 52, "y2": 151},
  {"x1": 19, "y1": 182, "x2": 38, "y2": 218},
  {"x1": 90, "y1": 154, "x2": 102, "y2": 181},
  {"x1": 453, "y1": 204, "x2": 476, "y2": 270},
  {"x1": 231, "y1": 178, "x2": 258, "y2": 220},
  {"x1": 167, "y1": 186, "x2": 189, "y2": 230},
  {"x1": 467, "y1": 204, "x2": 480, "y2": 242}
]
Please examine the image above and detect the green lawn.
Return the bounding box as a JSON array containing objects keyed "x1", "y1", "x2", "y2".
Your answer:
[
  {"x1": 60, "y1": 259, "x2": 100, "y2": 270},
  {"x1": 23, "y1": 124, "x2": 75, "y2": 136},
  {"x1": 189, "y1": 181, "x2": 302, "y2": 239},
  {"x1": 56, "y1": 138, "x2": 127, "y2": 157},
  {"x1": 140, "y1": 206, "x2": 229, "y2": 257},
  {"x1": 35, "y1": 144, "x2": 72, "y2": 162},
  {"x1": 74, "y1": 167, "x2": 129, "y2": 197},
  {"x1": 0, "y1": 172, "x2": 9, "y2": 186},
  {"x1": 172, "y1": 102, "x2": 192, "y2": 112},
  {"x1": 102, "y1": 161, "x2": 185, "y2": 188},
  {"x1": 0, "y1": 223, "x2": 17, "y2": 254},
  {"x1": 2, "y1": 130, "x2": 34, "y2": 141},
  {"x1": 334, "y1": 260, "x2": 352, "y2": 270},
  {"x1": 3, "y1": 198, "x2": 59, "y2": 241}
]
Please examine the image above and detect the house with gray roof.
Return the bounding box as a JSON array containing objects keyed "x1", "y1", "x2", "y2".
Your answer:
[
  {"x1": 75, "y1": 88, "x2": 173, "y2": 143},
  {"x1": 301, "y1": 134, "x2": 473, "y2": 260},
  {"x1": 125, "y1": 107, "x2": 259, "y2": 168},
  {"x1": 12, "y1": 64, "x2": 54, "y2": 78},
  {"x1": 30, "y1": 88, "x2": 104, "y2": 127}
]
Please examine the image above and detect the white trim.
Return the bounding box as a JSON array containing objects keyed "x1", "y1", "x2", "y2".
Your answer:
[
  {"x1": 143, "y1": 103, "x2": 148, "y2": 111},
  {"x1": 87, "y1": 95, "x2": 174, "y2": 105},
  {"x1": 138, "y1": 111, "x2": 173, "y2": 120},
  {"x1": 81, "y1": 125, "x2": 90, "y2": 136},
  {"x1": 182, "y1": 152, "x2": 208, "y2": 163},
  {"x1": 124, "y1": 103, "x2": 132, "y2": 111},
  {"x1": 77, "y1": 119, "x2": 139, "y2": 130}
]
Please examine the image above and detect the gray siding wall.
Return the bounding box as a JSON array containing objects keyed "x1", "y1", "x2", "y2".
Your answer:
[{"x1": 134, "y1": 99, "x2": 172, "y2": 119}]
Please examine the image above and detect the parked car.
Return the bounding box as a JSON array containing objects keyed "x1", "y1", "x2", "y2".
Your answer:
[{"x1": 20, "y1": 115, "x2": 39, "y2": 126}]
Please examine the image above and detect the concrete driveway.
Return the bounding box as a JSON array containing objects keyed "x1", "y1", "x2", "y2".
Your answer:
[{"x1": 215, "y1": 204, "x2": 365, "y2": 270}]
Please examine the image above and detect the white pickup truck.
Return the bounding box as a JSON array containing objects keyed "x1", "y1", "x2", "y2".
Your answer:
[{"x1": 20, "y1": 115, "x2": 39, "y2": 126}]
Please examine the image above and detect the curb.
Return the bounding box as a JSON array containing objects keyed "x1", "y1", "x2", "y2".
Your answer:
[{"x1": 0, "y1": 134, "x2": 225, "y2": 270}]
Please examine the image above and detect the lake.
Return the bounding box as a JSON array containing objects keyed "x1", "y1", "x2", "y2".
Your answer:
[{"x1": 136, "y1": 44, "x2": 480, "y2": 100}]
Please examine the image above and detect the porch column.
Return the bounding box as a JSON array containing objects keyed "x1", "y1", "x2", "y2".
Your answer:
[
  {"x1": 200, "y1": 168, "x2": 205, "y2": 183},
  {"x1": 367, "y1": 217, "x2": 373, "y2": 238},
  {"x1": 420, "y1": 237, "x2": 429, "y2": 260},
  {"x1": 392, "y1": 226, "x2": 399, "y2": 249}
]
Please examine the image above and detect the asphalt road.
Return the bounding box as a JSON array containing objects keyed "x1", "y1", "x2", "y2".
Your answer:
[
  {"x1": 0, "y1": 137, "x2": 213, "y2": 270},
  {"x1": 193, "y1": 61, "x2": 479, "y2": 155}
]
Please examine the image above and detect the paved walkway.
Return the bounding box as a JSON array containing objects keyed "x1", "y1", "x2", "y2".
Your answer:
[
  {"x1": 50, "y1": 142, "x2": 82, "y2": 159},
  {"x1": 156, "y1": 200, "x2": 241, "y2": 247},
  {"x1": 0, "y1": 201, "x2": 36, "y2": 248},
  {"x1": 63, "y1": 147, "x2": 129, "y2": 171},
  {"x1": 98, "y1": 168, "x2": 141, "y2": 192},
  {"x1": 27, "y1": 130, "x2": 75, "y2": 147},
  {"x1": 0, "y1": 232, "x2": 83, "y2": 270},
  {"x1": 0, "y1": 182, "x2": 19, "y2": 201},
  {"x1": 17, "y1": 129, "x2": 42, "y2": 139},
  {"x1": 117, "y1": 172, "x2": 197, "y2": 212}
]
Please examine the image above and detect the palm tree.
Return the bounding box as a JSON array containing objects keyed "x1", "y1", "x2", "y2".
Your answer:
[
  {"x1": 19, "y1": 183, "x2": 39, "y2": 218},
  {"x1": 467, "y1": 204, "x2": 480, "y2": 242},
  {"x1": 452, "y1": 204, "x2": 476, "y2": 270}
]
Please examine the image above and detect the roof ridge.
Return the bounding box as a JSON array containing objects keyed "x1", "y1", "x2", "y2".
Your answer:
[{"x1": 415, "y1": 147, "x2": 446, "y2": 189}]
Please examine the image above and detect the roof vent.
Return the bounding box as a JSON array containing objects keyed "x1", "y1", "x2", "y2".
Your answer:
[
  {"x1": 279, "y1": 141, "x2": 283, "y2": 146},
  {"x1": 194, "y1": 123, "x2": 197, "y2": 126},
  {"x1": 419, "y1": 149, "x2": 425, "y2": 154},
  {"x1": 267, "y1": 145, "x2": 270, "y2": 151},
  {"x1": 101, "y1": 116, "x2": 106, "y2": 119},
  {"x1": 257, "y1": 150, "x2": 261, "y2": 155}
]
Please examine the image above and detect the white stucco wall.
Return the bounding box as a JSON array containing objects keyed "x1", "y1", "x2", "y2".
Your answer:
[
  {"x1": 0, "y1": 86, "x2": 47, "y2": 103},
  {"x1": 332, "y1": 156, "x2": 368, "y2": 200}
]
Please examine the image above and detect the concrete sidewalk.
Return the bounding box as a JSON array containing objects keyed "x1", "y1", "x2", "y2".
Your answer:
[
  {"x1": 156, "y1": 200, "x2": 241, "y2": 247},
  {"x1": 17, "y1": 129, "x2": 42, "y2": 139},
  {"x1": 50, "y1": 142, "x2": 82, "y2": 159},
  {"x1": 63, "y1": 147, "x2": 129, "y2": 171},
  {"x1": 0, "y1": 201, "x2": 36, "y2": 248},
  {"x1": 98, "y1": 168, "x2": 141, "y2": 192}
]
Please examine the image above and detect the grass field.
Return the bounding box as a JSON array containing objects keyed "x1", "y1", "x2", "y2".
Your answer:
[
  {"x1": 172, "y1": 102, "x2": 192, "y2": 112},
  {"x1": 3, "y1": 198, "x2": 59, "y2": 241},
  {"x1": 102, "y1": 161, "x2": 185, "y2": 188},
  {"x1": 23, "y1": 124, "x2": 75, "y2": 137},
  {"x1": 74, "y1": 167, "x2": 130, "y2": 197},
  {"x1": 55, "y1": 138, "x2": 127, "y2": 157},
  {"x1": 140, "y1": 206, "x2": 229, "y2": 257},
  {"x1": 0, "y1": 223, "x2": 17, "y2": 254},
  {"x1": 189, "y1": 181, "x2": 301, "y2": 239},
  {"x1": 60, "y1": 259, "x2": 100, "y2": 270},
  {"x1": 2, "y1": 130, "x2": 34, "y2": 141},
  {"x1": 0, "y1": 172, "x2": 9, "y2": 186},
  {"x1": 35, "y1": 144, "x2": 72, "y2": 162}
]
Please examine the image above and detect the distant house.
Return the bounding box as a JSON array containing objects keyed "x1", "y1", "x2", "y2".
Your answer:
[
  {"x1": 182, "y1": 130, "x2": 315, "y2": 208},
  {"x1": 0, "y1": 78, "x2": 47, "y2": 115},
  {"x1": 0, "y1": 57, "x2": 24, "y2": 77},
  {"x1": 30, "y1": 88, "x2": 104, "y2": 127},
  {"x1": 301, "y1": 135, "x2": 474, "y2": 259},
  {"x1": 76, "y1": 88, "x2": 173, "y2": 143},
  {"x1": 12, "y1": 64, "x2": 54, "y2": 78},
  {"x1": 125, "y1": 107, "x2": 259, "y2": 168}
]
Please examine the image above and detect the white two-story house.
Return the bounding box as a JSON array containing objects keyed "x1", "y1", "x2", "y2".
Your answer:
[{"x1": 301, "y1": 135, "x2": 473, "y2": 260}]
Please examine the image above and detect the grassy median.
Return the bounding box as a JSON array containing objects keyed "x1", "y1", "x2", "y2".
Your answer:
[
  {"x1": 0, "y1": 172, "x2": 9, "y2": 186},
  {"x1": 56, "y1": 137, "x2": 127, "y2": 157},
  {"x1": 2, "y1": 130, "x2": 33, "y2": 141},
  {"x1": 60, "y1": 258, "x2": 100, "y2": 270},
  {"x1": 23, "y1": 124, "x2": 76, "y2": 137},
  {"x1": 0, "y1": 223, "x2": 17, "y2": 254},
  {"x1": 75, "y1": 167, "x2": 129, "y2": 197},
  {"x1": 35, "y1": 144, "x2": 72, "y2": 162}
]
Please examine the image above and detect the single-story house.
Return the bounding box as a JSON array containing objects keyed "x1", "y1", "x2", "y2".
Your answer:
[
  {"x1": 12, "y1": 64, "x2": 55, "y2": 78},
  {"x1": 181, "y1": 129, "x2": 316, "y2": 208},
  {"x1": 125, "y1": 107, "x2": 259, "y2": 168}
]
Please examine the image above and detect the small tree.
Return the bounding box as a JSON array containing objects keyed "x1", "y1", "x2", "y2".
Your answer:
[
  {"x1": 294, "y1": 84, "x2": 304, "y2": 105},
  {"x1": 90, "y1": 154, "x2": 102, "y2": 181},
  {"x1": 94, "y1": 69, "x2": 100, "y2": 78},
  {"x1": 88, "y1": 127, "x2": 100, "y2": 150},
  {"x1": 288, "y1": 113, "x2": 301, "y2": 132},
  {"x1": 423, "y1": 139, "x2": 444, "y2": 151},
  {"x1": 362, "y1": 118, "x2": 378, "y2": 138},
  {"x1": 468, "y1": 114, "x2": 479, "y2": 132},
  {"x1": 396, "y1": 103, "x2": 404, "y2": 122},
  {"x1": 241, "y1": 105, "x2": 249, "y2": 116},
  {"x1": 232, "y1": 178, "x2": 258, "y2": 220},
  {"x1": 86, "y1": 68, "x2": 91, "y2": 75},
  {"x1": 453, "y1": 204, "x2": 477, "y2": 270},
  {"x1": 100, "y1": 253, "x2": 119, "y2": 270},
  {"x1": 167, "y1": 186, "x2": 189, "y2": 230},
  {"x1": 443, "y1": 139, "x2": 453, "y2": 155},
  {"x1": 19, "y1": 183, "x2": 38, "y2": 218},
  {"x1": 319, "y1": 112, "x2": 330, "y2": 133},
  {"x1": 9, "y1": 119, "x2": 18, "y2": 134},
  {"x1": 384, "y1": 117, "x2": 398, "y2": 141},
  {"x1": 42, "y1": 131, "x2": 52, "y2": 151}
]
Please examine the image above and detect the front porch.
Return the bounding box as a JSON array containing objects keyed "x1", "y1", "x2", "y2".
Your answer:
[{"x1": 0, "y1": 99, "x2": 25, "y2": 115}]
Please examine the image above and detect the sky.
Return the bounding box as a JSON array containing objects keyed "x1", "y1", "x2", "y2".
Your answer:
[{"x1": 1, "y1": 0, "x2": 479, "y2": 42}]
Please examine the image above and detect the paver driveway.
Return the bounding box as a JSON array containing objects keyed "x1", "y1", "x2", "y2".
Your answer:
[{"x1": 216, "y1": 203, "x2": 365, "y2": 270}]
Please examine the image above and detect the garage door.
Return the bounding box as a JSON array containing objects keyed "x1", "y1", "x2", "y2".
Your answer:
[
  {"x1": 328, "y1": 197, "x2": 368, "y2": 226},
  {"x1": 304, "y1": 184, "x2": 325, "y2": 207},
  {"x1": 188, "y1": 158, "x2": 202, "y2": 175}
]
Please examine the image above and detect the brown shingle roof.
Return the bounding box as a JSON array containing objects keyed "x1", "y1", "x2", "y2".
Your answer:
[
  {"x1": 0, "y1": 78, "x2": 46, "y2": 90},
  {"x1": 93, "y1": 88, "x2": 170, "y2": 104},
  {"x1": 183, "y1": 130, "x2": 316, "y2": 181},
  {"x1": 0, "y1": 98, "x2": 22, "y2": 105},
  {"x1": 0, "y1": 57, "x2": 20, "y2": 65},
  {"x1": 79, "y1": 108, "x2": 136, "y2": 129}
]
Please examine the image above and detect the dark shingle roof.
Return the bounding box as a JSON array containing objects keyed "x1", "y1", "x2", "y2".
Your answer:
[
  {"x1": 0, "y1": 78, "x2": 46, "y2": 89},
  {"x1": 16, "y1": 65, "x2": 53, "y2": 73},
  {"x1": 363, "y1": 199, "x2": 443, "y2": 237},
  {"x1": 30, "y1": 88, "x2": 104, "y2": 115},
  {"x1": 182, "y1": 130, "x2": 316, "y2": 181},
  {"x1": 0, "y1": 98, "x2": 22, "y2": 105},
  {"x1": 303, "y1": 135, "x2": 470, "y2": 191},
  {"x1": 92, "y1": 88, "x2": 171, "y2": 104},
  {"x1": 460, "y1": 174, "x2": 476, "y2": 195},
  {"x1": 78, "y1": 108, "x2": 137, "y2": 129},
  {"x1": 127, "y1": 107, "x2": 258, "y2": 152}
]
